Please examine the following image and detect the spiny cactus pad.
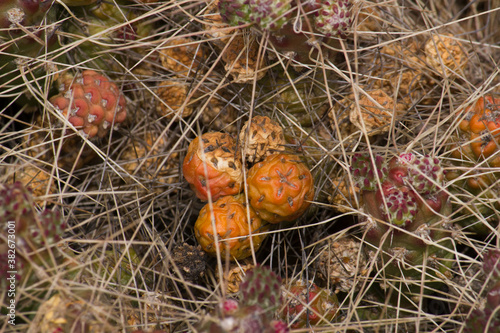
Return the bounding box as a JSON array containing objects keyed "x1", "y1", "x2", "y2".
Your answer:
[
  {"x1": 246, "y1": 153, "x2": 314, "y2": 223},
  {"x1": 218, "y1": 0, "x2": 292, "y2": 30},
  {"x1": 0, "y1": 182, "x2": 66, "y2": 288},
  {"x1": 355, "y1": 152, "x2": 453, "y2": 282},
  {"x1": 239, "y1": 265, "x2": 282, "y2": 313},
  {"x1": 351, "y1": 153, "x2": 388, "y2": 190},
  {"x1": 312, "y1": 0, "x2": 353, "y2": 37},
  {"x1": 49, "y1": 70, "x2": 127, "y2": 138}
]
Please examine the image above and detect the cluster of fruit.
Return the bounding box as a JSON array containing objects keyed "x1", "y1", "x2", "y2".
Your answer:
[{"x1": 182, "y1": 116, "x2": 315, "y2": 260}]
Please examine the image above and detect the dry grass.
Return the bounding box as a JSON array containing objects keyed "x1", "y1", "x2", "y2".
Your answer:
[{"x1": 1, "y1": 0, "x2": 499, "y2": 332}]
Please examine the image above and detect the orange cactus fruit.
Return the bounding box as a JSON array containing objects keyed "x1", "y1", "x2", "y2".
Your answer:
[
  {"x1": 183, "y1": 132, "x2": 243, "y2": 201},
  {"x1": 246, "y1": 153, "x2": 314, "y2": 223},
  {"x1": 457, "y1": 95, "x2": 500, "y2": 167},
  {"x1": 194, "y1": 194, "x2": 269, "y2": 260}
]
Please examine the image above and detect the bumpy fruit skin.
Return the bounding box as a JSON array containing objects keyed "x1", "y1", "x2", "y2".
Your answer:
[
  {"x1": 281, "y1": 279, "x2": 339, "y2": 328},
  {"x1": 183, "y1": 132, "x2": 243, "y2": 201},
  {"x1": 454, "y1": 96, "x2": 500, "y2": 167},
  {"x1": 246, "y1": 153, "x2": 314, "y2": 223},
  {"x1": 49, "y1": 70, "x2": 127, "y2": 138},
  {"x1": 352, "y1": 153, "x2": 453, "y2": 281},
  {"x1": 194, "y1": 195, "x2": 269, "y2": 260},
  {"x1": 447, "y1": 95, "x2": 500, "y2": 234},
  {"x1": 239, "y1": 115, "x2": 285, "y2": 163}
]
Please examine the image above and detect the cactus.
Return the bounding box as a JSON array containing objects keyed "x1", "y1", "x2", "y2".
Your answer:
[
  {"x1": 61, "y1": 1, "x2": 152, "y2": 71},
  {"x1": 197, "y1": 265, "x2": 288, "y2": 332},
  {"x1": 218, "y1": 0, "x2": 353, "y2": 64},
  {"x1": 0, "y1": 182, "x2": 66, "y2": 292},
  {"x1": 352, "y1": 152, "x2": 454, "y2": 286},
  {"x1": 218, "y1": 0, "x2": 292, "y2": 31},
  {"x1": 0, "y1": 0, "x2": 59, "y2": 103},
  {"x1": 239, "y1": 265, "x2": 282, "y2": 312},
  {"x1": 463, "y1": 249, "x2": 500, "y2": 333}
]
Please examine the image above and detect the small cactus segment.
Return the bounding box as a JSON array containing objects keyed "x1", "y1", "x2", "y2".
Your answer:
[
  {"x1": 355, "y1": 152, "x2": 453, "y2": 281},
  {"x1": 194, "y1": 194, "x2": 269, "y2": 260},
  {"x1": 218, "y1": 0, "x2": 291, "y2": 30},
  {"x1": 281, "y1": 279, "x2": 339, "y2": 328},
  {"x1": 381, "y1": 188, "x2": 418, "y2": 226},
  {"x1": 463, "y1": 249, "x2": 500, "y2": 333},
  {"x1": 183, "y1": 131, "x2": 243, "y2": 201},
  {"x1": 197, "y1": 266, "x2": 288, "y2": 332},
  {"x1": 246, "y1": 0, "x2": 292, "y2": 30},
  {"x1": 218, "y1": 0, "x2": 253, "y2": 27},
  {"x1": 482, "y1": 249, "x2": 500, "y2": 281},
  {"x1": 405, "y1": 155, "x2": 444, "y2": 194},
  {"x1": 49, "y1": 70, "x2": 127, "y2": 138},
  {"x1": 313, "y1": 0, "x2": 353, "y2": 37},
  {"x1": 246, "y1": 153, "x2": 314, "y2": 223},
  {"x1": 239, "y1": 115, "x2": 285, "y2": 163},
  {"x1": 197, "y1": 301, "x2": 289, "y2": 332},
  {"x1": 0, "y1": 182, "x2": 66, "y2": 288},
  {"x1": 239, "y1": 265, "x2": 282, "y2": 313},
  {"x1": 350, "y1": 153, "x2": 388, "y2": 190},
  {"x1": 0, "y1": 0, "x2": 54, "y2": 53}
]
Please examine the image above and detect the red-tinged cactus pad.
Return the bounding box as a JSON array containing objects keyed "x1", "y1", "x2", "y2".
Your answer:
[
  {"x1": 0, "y1": 182, "x2": 66, "y2": 288},
  {"x1": 350, "y1": 153, "x2": 388, "y2": 191},
  {"x1": 246, "y1": 153, "x2": 314, "y2": 223},
  {"x1": 354, "y1": 152, "x2": 454, "y2": 283},
  {"x1": 183, "y1": 132, "x2": 243, "y2": 201},
  {"x1": 49, "y1": 70, "x2": 127, "y2": 138},
  {"x1": 483, "y1": 249, "x2": 500, "y2": 281},
  {"x1": 311, "y1": 0, "x2": 353, "y2": 38},
  {"x1": 194, "y1": 194, "x2": 269, "y2": 260},
  {"x1": 239, "y1": 265, "x2": 282, "y2": 314},
  {"x1": 281, "y1": 279, "x2": 339, "y2": 328}
]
